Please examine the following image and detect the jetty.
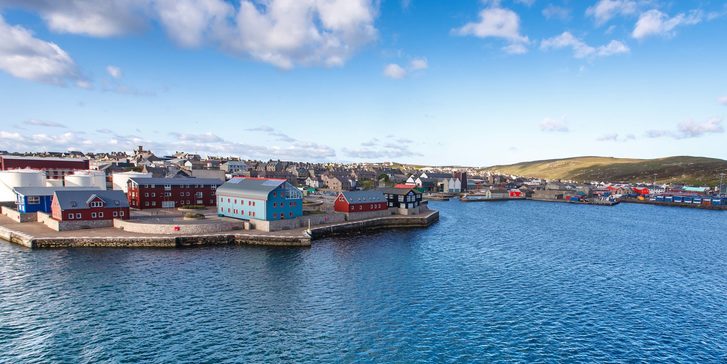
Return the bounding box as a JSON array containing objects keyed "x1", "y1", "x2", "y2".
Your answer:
[{"x1": 0, "y1": 209, "x2": 439, "y2": 249}]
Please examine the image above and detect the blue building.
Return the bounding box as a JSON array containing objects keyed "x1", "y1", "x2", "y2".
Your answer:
[
  {"x1": 216, "y1": 178, "x2": 303, "y2": 221},
  {"x1": 13, "y1": 187, "x2": 99, "y2": 213}
]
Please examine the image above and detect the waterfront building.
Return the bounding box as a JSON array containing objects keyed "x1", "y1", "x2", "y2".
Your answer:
[
  {"x1": 334, "y1": 191, "x2": 388, "y2": 213},
  {"x1": 51, "y1": 190, "x2": 130, "y2": 221},
  {"x1": 216, "y1": 178, "x2": 302, "y2": 221},
  {"x1": 13, "y1": 187, "x2": 98, "y2": 213},
  {"x1": 0, "y1": 155, "x2": 90, "y2": 180},
  {"x1": 127, "y1": 177, "x2": 222, "y2": 209},
  {"x1": 380, "y1": 187, "x2": 422, "y2": 209},
  {"x1": 486, "y1": 188, "x2": 510, "y2": 199}
]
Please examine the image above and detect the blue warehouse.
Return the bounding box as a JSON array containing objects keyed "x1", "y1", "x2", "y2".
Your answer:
[{"x1": 216, "y1": 178, "x2": 302, "y2": 221}]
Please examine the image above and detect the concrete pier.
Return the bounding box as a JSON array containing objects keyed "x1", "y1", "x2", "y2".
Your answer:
[{"x1": 0, "y1": 210, "x2": 439, "y2": 249}]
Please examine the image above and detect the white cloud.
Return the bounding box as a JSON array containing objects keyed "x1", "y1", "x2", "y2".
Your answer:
[
  {"x1": 513, "y1": 0, "x2": 535, "y2": 6},
  {"x1": 27, "y1": 119, "x2": 67, "y2": 128},
  {"x1": 106, "y1": 65, "x2": 122, "y2": 79},
  {"x1": 453, "y1": 6, "x2": 530, "y2": 53},
  {"x1": 542, "y1": 5, "x2": 571, "y2": 21},
  {"x1": 539, "y1": 117, "x2": 569, "y2": 132},
  {"x1": 596, "y1": 133, "x2": 635, "y2": 142},
  {"x1": 719, "y1": 96, "x2": 727, "y2": 105},
  {"x1": 541, "y1": 32, "x2": 629, "y2": 59},
  {"x1": 586, "y1": 0, "x2": 638, "y2": 25},
  {"x1": 0, "y1": 15, "x2": 85, "y2": 86},
  {"x1": 0, "y1": 0, "x2": 380, "y2": 69},
  {"x1": 383, "y1": 63, "x2": 407, "y2": 79},
  {"x1": 632, "y1": 9, "x2": 702, "y2": 40},
  {"x1": 409, "y1": 57, "x2": 428, "y2": 70},
  {"x1": 645, "y1": 118, "x2": 723, "y2": 139},
  {"x1": 503, "y1": 43, "x2": 528, "y2": 54}
]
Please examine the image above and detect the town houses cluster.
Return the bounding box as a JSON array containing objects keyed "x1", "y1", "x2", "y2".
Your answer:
[{"x1": 1, "y1": 147, "x2": 725, "y2": 234}]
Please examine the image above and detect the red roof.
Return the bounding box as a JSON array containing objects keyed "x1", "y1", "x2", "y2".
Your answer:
[{"x1": 395, "y1": 183, "x2": 416, "y2": 188}]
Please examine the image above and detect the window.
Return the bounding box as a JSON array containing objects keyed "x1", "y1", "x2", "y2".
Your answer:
[
  {"x1": 181, "y1": 192, "x2": 185, "y2": 197},
  {"x1": 186, "y1": 192, "x2": 190, "y2": 196},
  {"x1": 98, "y1": 212, "x2": 104, "y2": 218},
  {"x1": 113, "y1": 211, "x2": 118, "y2": 217},
  {"x1": 273, "y1": 213, "x2": 278, "y2": 218},
  {"x1": 273, "y1": 202, "x2": 277, "y2": 207},
  {"x1": 273, "y1": 192, "x2": 277, "y2": 197},
  {"x1": 151, "y1": 193, "x2": 156, "y2": 197},
  {"x1": 68, "y1": 213, "x2": 74, "y2": 219},
  {"x1": 145, "y1": 193, "x2": 149, "y2": 197},
  {"x1": 90, "y1": 201, "x2": 103, "y2": 208},
  {"x1": 91, "y1": 212, "x2": 97, "y2": 218},
  {"x1": 165, "y1": 192, "x2": 172, "y2": 197},
  {"x1": 76, "y1": 213, "x2": 82, "y2": 219},
  {"x1": 120, "y1": 211, "x2": 124, "y2": 217},
  {"x1": 289, "y1": 212, "x2": 293, "y2": 217},
  {"x1": 28, "y1": 196, "x2": 40, "y2": 204},
  {"x1": 145, "y1": 202, "x2": 149, "y2": 206},
  {"x1": 195, "y1": 192, "x2": 203, "y2": 198}
]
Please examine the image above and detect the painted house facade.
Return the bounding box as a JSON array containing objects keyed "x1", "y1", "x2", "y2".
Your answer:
[
  {"x1": 14, "y1": 187, "x2": 98, "y2": 213},
  {"x1": 380, "y1": 187, "x2": 423, "y2": 209},
  {"x1": 334, "y1": 190, "x2": 388, "y2": 213},
  {"x1": 216, "y1": 178, "x2": 303, "y2": 221},
  {"x1": 127, "y1": 177, "x2": 222, "y2": 209},
  {"x1": 51, "y1": 190, "x2": 130, "y2": 221}
]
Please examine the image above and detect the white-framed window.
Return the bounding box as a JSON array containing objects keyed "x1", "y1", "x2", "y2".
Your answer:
[
  {"x1": 68, "y1": 213, "x2": 74, "y2": 219},
  {"x1": 145, "y1": 193, "x2": 149, "y2": 197},
  {"x1": 113, "y1": 211, "x2": 118, "y2": 217},
  {"x1": 91, "y1": 212, "x2": 97, "y2": 218},
  {"x1": 152, "y1": 201, "x2": 156, "y2": 206},
  {"x1": 165, "y1": 192, "x2": 172, "y2": 197},
  {"x1": 120, "y1": 211, "x2": 124, "y2": 217},
  {"x1": 90, "y1": 201, "x2": 103, "y2": 208},
  {"x1": 151, "y1": 193, "x2": 156, "y2": 197},
  {"x1": 98, "y1": 212, "x2": 104, "y2": 218},
  {"x1": 195, "y1": 192, "x2": 203, "y2": 198},
  {"x1": 28, "y1": 196, "x2": 41, "y2": 204},
  {"x1": 186, "y1": 192, "x2": 190, "y2": 196},
  {"x1": 76, "y1": 213, "x2": 82, "y2": 219},
  {"x1": 145, "y1": 201, "x2": 149, "y2": 206}
]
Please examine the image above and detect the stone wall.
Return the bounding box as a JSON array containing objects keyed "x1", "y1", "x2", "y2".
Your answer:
[
  {"x1": 1, "y1": 206, "x2": 37, "y2": 223},
  {"x1": 396, "y1": 206, "x2": 421, "y2": 216},
  {"x1": 250, "y1": 213, "x2": 346, "y2": 232},
  {"x1": 345, "y1": 209, "x2": 392, "y2": 221},
  {"x1": 114, "y1": 219, "x2": 242, "y2": 235},
  {"x1": 310, "y1": 210, "x2": 439, "y2": 239},
  {"x1": 38, "y1": 211, "x2": 113, "y2": 231}
]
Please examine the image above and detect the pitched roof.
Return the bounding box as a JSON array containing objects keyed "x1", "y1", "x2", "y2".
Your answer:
[
  {"x1": 13, "y1": 186, "x2": 100, "y2": 197},
  {"x1": 216, "y1": 178, "x2": 287, "y2": 200},
  {"x1": 54, "y1": 190, "x2": 129, "y2": 210},
  {"x1": 340, "y1": 190, "x2": 386, "y2": 204},
  {"x1": 377, "y1": 187, "x2": 420, "y2": 195},
  {"x1": 127, "y1": 177, "x2": 223, "y2": 186}
]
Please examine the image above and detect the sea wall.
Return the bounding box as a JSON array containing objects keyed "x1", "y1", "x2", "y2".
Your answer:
[
  {"x1": 250, "y1": 213, "x2": 346, "y2": 232},
  {"x1": 37, "y1": 212, "x2": 113, "y2": 231},
  {"x1": 310, "y1": 210, "x2": 439, "y2": 239},
  {"x1": 345, "y1": 209, "x2": 392, "y2": 221},
  {"x1": 114, "y1": 219, "x2": 242, "y2": 235}
]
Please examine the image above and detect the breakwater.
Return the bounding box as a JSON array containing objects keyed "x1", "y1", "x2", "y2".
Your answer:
[{"x1": 0, "y1": 210, "x2": 439, "y2": 249}]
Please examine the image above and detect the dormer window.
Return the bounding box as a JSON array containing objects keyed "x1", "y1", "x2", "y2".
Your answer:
[{"x1": 90, "y1": 201, "x2": 104, "y2": 208}]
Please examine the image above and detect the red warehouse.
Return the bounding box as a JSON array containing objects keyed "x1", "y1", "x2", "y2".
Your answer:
[
  {"x1": 509, "y1": 189, "x2": 523, "y2": 198},
  {"x1": 51, "y1": 190, "x2": 130, "y2": 221},
  {"x1": 334, "y1": 190, "x2": 388, "y2": 213},
  {"x1": 0, "y1": 155, "x2": 90, "y2": 179},
  {"x1": 127, "y1": 177, "x2": 223, "y2": 209}
]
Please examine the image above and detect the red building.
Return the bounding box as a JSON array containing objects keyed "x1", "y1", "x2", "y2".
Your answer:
[
  {"x1": 127, "y1": 177, "x2": 223, "y2": 209},
  {"x1": 51, "y1": 190, "x2": 130, "y2": 221},
  {"x1": 0, "y1": 155, "x2": 90, "y2": 179},
  {"x1": 334, "y1": 191, "x2": 388, "y2": 213},
  {"x1": 509, "y1": 189, "x2": 523, "y2": 198}
]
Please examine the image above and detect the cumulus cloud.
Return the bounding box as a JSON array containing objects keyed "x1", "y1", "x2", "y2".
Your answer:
[
  {"x1": 539, "y1": 117, "x2": 569, "y2": 132},
  {"x1": 632, "y1": 9, "x2": 702, "y2": 40},
  {"x1": 383, "y1": 63, "x2": 407, "y2": 79},
  {"x1": 106, "y1": 65, "x2": 122, "y2": 78},
  {"x1": 542, "y1": 5, "x2": 571, "y2": 21},
  {"x1": 586, "y1": 0, "x2": 639, "y2": 25},
  {"x1": 409, "y1": 57, "x2": 428, "y2": 70},
  {"x1": 0, "y1": 128, "x2": 337, "y2": 160},
  {"x1": 0, "y1": 0, "x2": 380, "y2": 69},
  {"x1": 645, "y1": 118, "x2": 724, "y2": 139},
  {"x1": 541, "y1": 32, "x2": 629, "y2": 59},
  {"x1": 246, "y1": 126, "x2": 296, "y2": 142},
  {"x1": 453, "y1": 6, "x2": 530, "y2": 54},
  {"x1": 0, "y1": 15, "x2": 86, "y2": 86}
]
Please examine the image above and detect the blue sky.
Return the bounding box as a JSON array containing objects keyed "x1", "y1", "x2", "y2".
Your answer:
[{"x1": 0, "y1": 0, "x2": 726, "y2": 166}]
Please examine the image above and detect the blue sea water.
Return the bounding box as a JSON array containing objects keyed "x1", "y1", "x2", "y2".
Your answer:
[{"x1": 1, "y1": 200, "x2": 727, "y2": 363}]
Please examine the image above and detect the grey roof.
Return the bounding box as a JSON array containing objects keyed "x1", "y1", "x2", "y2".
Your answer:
[
  {"x1": 216, "y1": 178, "x2": 287, "y2": 200},
  {"x1": 127, "y1": 177, "x2": 223, "y2": 186},
  {"x1": 340, "y1": 190, "x2": 386, "y2": 204},
  {"x1": 13, "y1": 186, "x2": 100, "y2": 197},
  {"x1": 54, "y1": 190, "x2": 129, "y2": 210}
]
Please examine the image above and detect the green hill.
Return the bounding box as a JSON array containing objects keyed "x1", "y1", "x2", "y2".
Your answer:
[{"x1": 483, "y1": 156, "x2": 727, "y2": 185}]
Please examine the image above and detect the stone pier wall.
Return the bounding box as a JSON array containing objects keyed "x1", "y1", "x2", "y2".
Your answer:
[{"x1": 1, "y1": 207, "x2": 37, "y2": 223}]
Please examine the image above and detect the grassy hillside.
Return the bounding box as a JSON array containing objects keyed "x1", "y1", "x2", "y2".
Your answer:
[{"x1": 484, "y1": 156, "x2": 727, "y2": 185}]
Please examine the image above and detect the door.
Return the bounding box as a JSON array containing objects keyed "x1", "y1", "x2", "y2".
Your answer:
[{"x1": 162, "y1": 201, "x2": 175, "y2": 208}]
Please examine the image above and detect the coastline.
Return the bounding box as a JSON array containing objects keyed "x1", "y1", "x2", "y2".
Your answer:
[{"x1": 0, "y1": 210, "x2": 439, "y2": 249}]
